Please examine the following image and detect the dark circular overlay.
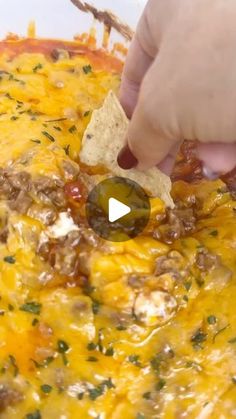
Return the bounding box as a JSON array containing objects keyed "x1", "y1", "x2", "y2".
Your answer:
[{"x1": 86, "y1": 176, "x2": 150, "y2": 242}]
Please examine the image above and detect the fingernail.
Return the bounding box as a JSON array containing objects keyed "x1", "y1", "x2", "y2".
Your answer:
[
  {"x1": 202, "y1": 165, "x2": 219, "y2": 180},
  {"x1": 117, "y1": 144, "x2": 138, "y2": 170}
]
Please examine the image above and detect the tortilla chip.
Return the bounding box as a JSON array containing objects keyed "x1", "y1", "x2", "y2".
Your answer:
[{"x1": 80, "y1": 91, "x2": 174, "y2": 208}]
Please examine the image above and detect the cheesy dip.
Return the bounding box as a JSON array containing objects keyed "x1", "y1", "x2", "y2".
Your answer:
[{"x1": 0, "y1": 37, "x2": 234, "y2": 419}]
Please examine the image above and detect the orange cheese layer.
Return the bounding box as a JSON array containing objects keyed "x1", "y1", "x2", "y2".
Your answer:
[{"x1": 0, "y1": 39, "x2": 234, "y2": 419}]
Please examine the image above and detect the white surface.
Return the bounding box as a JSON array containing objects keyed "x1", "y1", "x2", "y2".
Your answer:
[
  {"x1": 45, "y1": 212, "x2": 79, "y2": 239},
  {"x1": 0, "y1": 0, "x2": 146, "y2": 42},
  {"x1": 108, "y1": 197, "x2": 131, "y2": 222}
]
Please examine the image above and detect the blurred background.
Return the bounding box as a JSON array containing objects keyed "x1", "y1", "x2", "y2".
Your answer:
[{"x1": 0, "y1": 0, "x2": 146, "y2": 41}]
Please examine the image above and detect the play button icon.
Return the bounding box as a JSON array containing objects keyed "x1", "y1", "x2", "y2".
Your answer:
[
  {"x1": 86, "y1": 176, "x2": 150, "y2": 242},
  {"x1": 108, "y1": 198, "x2": 131, "y2": 222}
]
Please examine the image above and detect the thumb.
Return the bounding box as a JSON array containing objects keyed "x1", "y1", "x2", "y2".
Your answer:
[{"x1": 118, "y1": 60, "x2": 180, "y2": 171}]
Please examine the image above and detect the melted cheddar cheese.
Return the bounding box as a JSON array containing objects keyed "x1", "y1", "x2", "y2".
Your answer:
[{"x1": 0, "y1": 39, "x2": 235, "y2": 419}]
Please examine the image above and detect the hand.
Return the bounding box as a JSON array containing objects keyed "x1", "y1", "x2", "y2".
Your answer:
[{"x1": 117, "y1": 0, "x2": 236, "y2": 177}]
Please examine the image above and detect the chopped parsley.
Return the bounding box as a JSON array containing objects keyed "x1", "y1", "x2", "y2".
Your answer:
[
  {"x1": 191, "y1": 329, "x2": 207, "y2": 349},
  {"x1": 209, "y1": 230, "x2": 218, "y2": 237},
  {"x1": 87, "y1": 356, "x2": 98, "y2": 362},
  {"x1": 27, "y1": 109, "x2": 41, "y2": 119},
  {"x1": 20, "y1": 301, "x2": 42, "y2": 315},
  {"x1": 63, "y1": 144, "x2": 70, "y2": 156},
  {"x1": 57, "y1": 339, "x2": 69, "y2": 353},
  {"x1": 5, "y1": 92, "x2": 13, "y2": 100},
  {"x1": 42, "y1": 131, "x2": 55, "y2": 142},
  {"x1": 31, "y1": 356, "x2": 54, "y2": 369},
  {"x1": 88, "y1": 385, "x2": 104, "y2": 400},
  {"x1": 184, "y1": 281, "x2": 192, "y2": 291},
  {"x1": 42, "y1": 357, "x2": 54, "y2": 366},
  {"x1": 25, "y1": 410, "x2": 41, "y2": 419},
  {"x1": 57, "y1": 339, "x2": 70, "y2": 366},
  {"x1": 156, "y1": 378, "x2": 166, "y2": 391},
  {"x1": 102, "y1": 377, "x2": 115, "y2": 389},
  {"x1": 68, "y1": 125, "x2": 76, "y2": 133},
  {"x1": 128, "y1": 354, "x2": 141, "y2": 367},
  {"x1": 8, "y1": 74, "x2": 24, "y2": 84},
  {"x1": 88, "y1": 378, "x2": 115, "y2": 401},
  {"x1": 228, "y1": 337, "x2": 236, "y2": 344},
  {"x1": 105, "y1": 347, "x2": 114, "y2": 357},
  {"x1": 32, "y1": 318, "x2": 39, "y2": 326},
  {"x1": 41, "y1": 384, "x2": 52, "y2": 394},
  {"x1": 8, "y1": 304, "x2": 14, "y2": 311},
  {"x1": 33, "y1": 63, "x2": 43, "y2": 72},
  {"x1": 96, "y1": 330, "x2": 103, "y2": 353},
  {"x1": 92, "y1": 300, "x2": 100, "y2": 315},
  {"x1": 9, "y1": 354, "x2": 19, "y2": 377},
  {"x1": 186, "y1": 360, "x2": 202, "y2": 371},
  {"x1": 10, "y1": 115, "x2": 19, "y2": 121},
  {"x1": 84, "y1": 110, "x2": 90, "y2": 117},
  {"x1": 116, "y1": 324, "x2": 127, "y2": 331},
  {"x1": 87, "y1": 342, "x2": 97, "y2": 351},
  {"x1": 3, "y1": 255, "x2": 15, "y2": 264},
  {"x1": 207, "y1": 315, "x2": 217, "y2": 325},
  {"x1": 82, "y1": 64, "x2": 92, "y2": 74},
  {"x1": 45, "y1": 117, "x2": 67, "y2": 123},
  {"x1": 195, "y1": 276, "x2": 205, "y2": 287},
  {"x1": 136, "y1": 413, "x2": 145, "y2": 419},
  {"x1": 142, "y1": 391, "x2": 151, "y2": 399},
  {"x1": 82, "y1": 282, "x2": 95, "y2": 295},
  {"x1": 30, "y1": 139, "x2": 41, "y2": 144},
  {"x1": 53, "y1": 125, "x2": 62, "y2": 131},
  {"x1": 150, "y1": 353, "x2": 163, "y2": 372}
]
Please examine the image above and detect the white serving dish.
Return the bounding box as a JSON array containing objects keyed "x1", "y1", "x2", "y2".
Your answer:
[{"x1": 0, "y1": 0, "x2": 146, "y2": 47}]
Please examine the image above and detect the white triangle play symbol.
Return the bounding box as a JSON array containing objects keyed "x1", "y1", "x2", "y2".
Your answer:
[{"x1": 108, "y1": 197, "x2": 131, "y2": 223}]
